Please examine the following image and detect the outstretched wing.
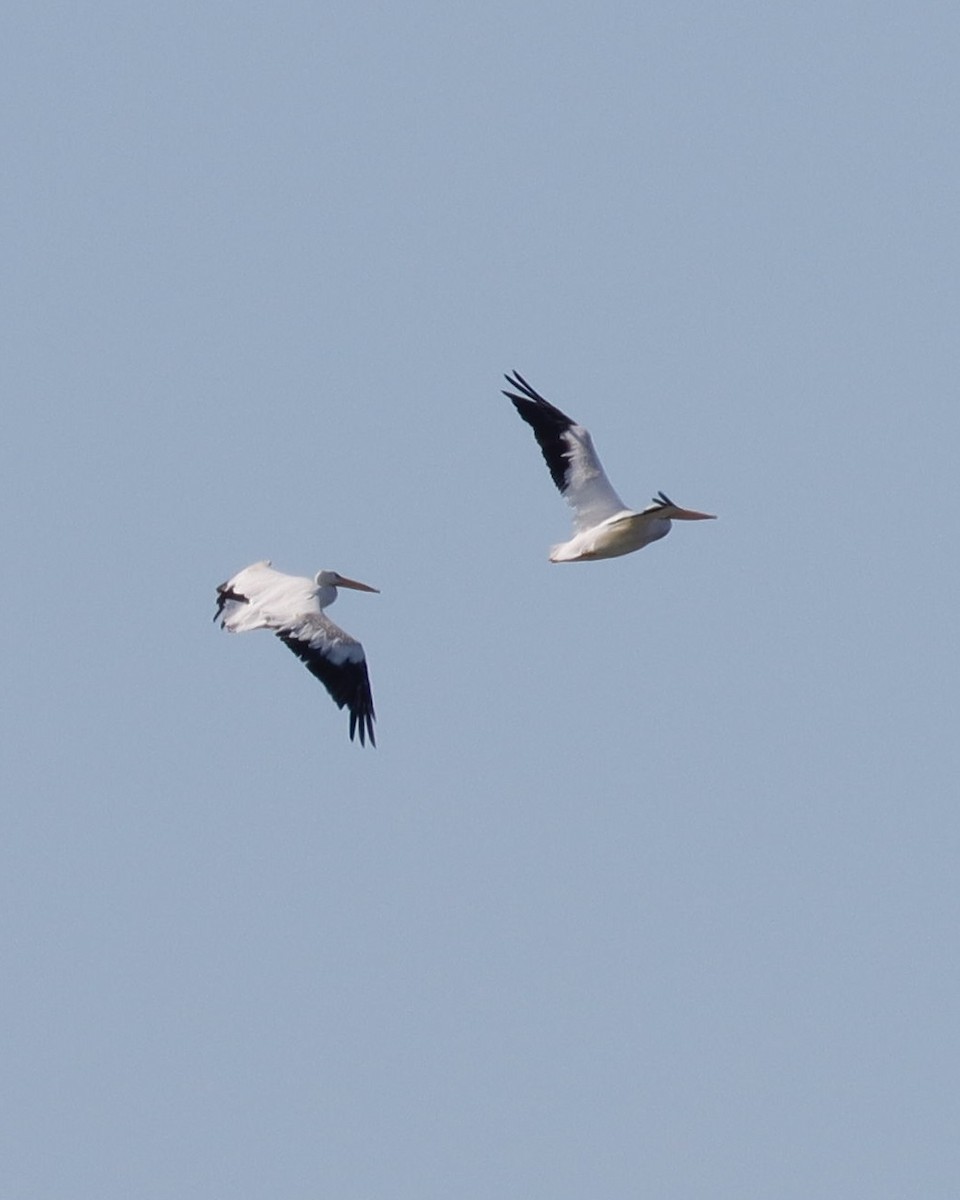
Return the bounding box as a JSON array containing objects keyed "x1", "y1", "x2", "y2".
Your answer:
[
  {"x1": 276, "y1": 612, "x2": 376, "y2": 747},
  {"x1": 503, "y1": 371, "x2": 630, "y2": 531},
  {"x1": 215, "y1": 561, "x2": 319, "y2": 633}
]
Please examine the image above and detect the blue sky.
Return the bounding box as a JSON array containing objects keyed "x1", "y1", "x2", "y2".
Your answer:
[{"x1": 3, "y1": 2, "x2": 959, "y2": 1196}]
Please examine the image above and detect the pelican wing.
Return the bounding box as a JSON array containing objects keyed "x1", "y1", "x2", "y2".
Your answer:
[
  {"x1": 503, "y1": 371, "x2": 629, "y2": 532},
  {"x1": 215, "y1": 561, "x2": 319, "y2": 633},
  {"x1": 276, "y1": 612, "x2": 376, "y2": 746}
]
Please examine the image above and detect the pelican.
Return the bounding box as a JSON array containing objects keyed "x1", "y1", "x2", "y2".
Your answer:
[
  {"x1": 214, "y1": 560, "x2": 378, "y2": 746},
  {"x1": 503, "y1": 370, "x2": 715, "y2": 562}
]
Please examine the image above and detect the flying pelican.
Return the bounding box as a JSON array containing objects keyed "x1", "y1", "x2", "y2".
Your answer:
[
  {"x1": 503, "y1": 370, "x2": 715, "y2": 562},
  {"x1": 214, "y1": 560, "x2": 378, "y2": 746}
]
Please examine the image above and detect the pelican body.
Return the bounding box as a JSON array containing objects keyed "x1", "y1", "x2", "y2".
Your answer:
[
  {"x1": 503, "y1": 370, "x2": 715, "y2": 562},
  {"x1": 215, "y1": 560, "x2": 378, "y2": 746}
]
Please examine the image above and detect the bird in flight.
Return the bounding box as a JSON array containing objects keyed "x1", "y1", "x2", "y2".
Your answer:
[
  {"x1": 503, "y1": 370, "x2": 715, "y2": 562},
  {"x1": 215, "y1": 560, "x2": 378, "y2": 745}
]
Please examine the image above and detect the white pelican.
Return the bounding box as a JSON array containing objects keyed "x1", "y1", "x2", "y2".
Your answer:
[
  {"x1": 503, "y1": 370, "x2": 715, "y2": 562},
  {"x1": 214, "y1": 560, "x2": 378, "y2": 746}
]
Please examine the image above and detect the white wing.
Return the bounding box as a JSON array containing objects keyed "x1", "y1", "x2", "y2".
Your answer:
[
  {"x1": 503, "y1": 371, "x2": 630, "y2": 532},
  {"x1": 214, "y1": 560, "x2": 320, "y2": 632}
]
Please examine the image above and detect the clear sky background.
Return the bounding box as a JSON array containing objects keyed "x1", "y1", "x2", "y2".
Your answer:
[{"x1": 3, "y1": 2, "x2": 959, "y2": 1196}]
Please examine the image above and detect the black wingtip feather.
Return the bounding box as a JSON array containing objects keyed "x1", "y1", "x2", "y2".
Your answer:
[
  {"x1": 214, "y1": 584, "x2": 248, "y2": 625},
  {"x1": 502, "y1": 371, "x2": 578, "y2": 494},
  {"x1": 503, "y1": 370, "x2": 548, "y2": 405}
]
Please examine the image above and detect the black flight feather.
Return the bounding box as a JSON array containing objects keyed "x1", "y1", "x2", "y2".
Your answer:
[{"x1": 502, "y1": 370, "x2": 577, "y2": 494}]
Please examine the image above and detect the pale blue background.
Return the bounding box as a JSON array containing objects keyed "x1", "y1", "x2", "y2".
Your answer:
[{"x1": 3, "y1": 2, "x2": 959, "y2": 1196}]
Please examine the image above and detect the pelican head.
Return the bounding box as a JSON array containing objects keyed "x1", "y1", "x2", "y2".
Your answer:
[
  {"x1": 652, "y1": 491, "x2": 716, "y2": 521},
  {"x1": 316, "y1": 570, "x2": 380, "y2": 593}
]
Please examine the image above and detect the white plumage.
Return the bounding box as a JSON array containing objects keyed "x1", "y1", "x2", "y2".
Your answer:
[
  {"x1": 503, "y1": 371, "x2": 715, "y2": 562},
  {"x1": 214, "y1": 560, "x2": 378, "y2": 746}
]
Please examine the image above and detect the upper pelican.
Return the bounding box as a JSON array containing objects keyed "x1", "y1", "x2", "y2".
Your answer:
[
  {"x1": 503, "y1": 370, "x2": 715, "y2": 562},
  {"x1": 215, "y1": 560, "x2": 378, "y2": 745}
]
